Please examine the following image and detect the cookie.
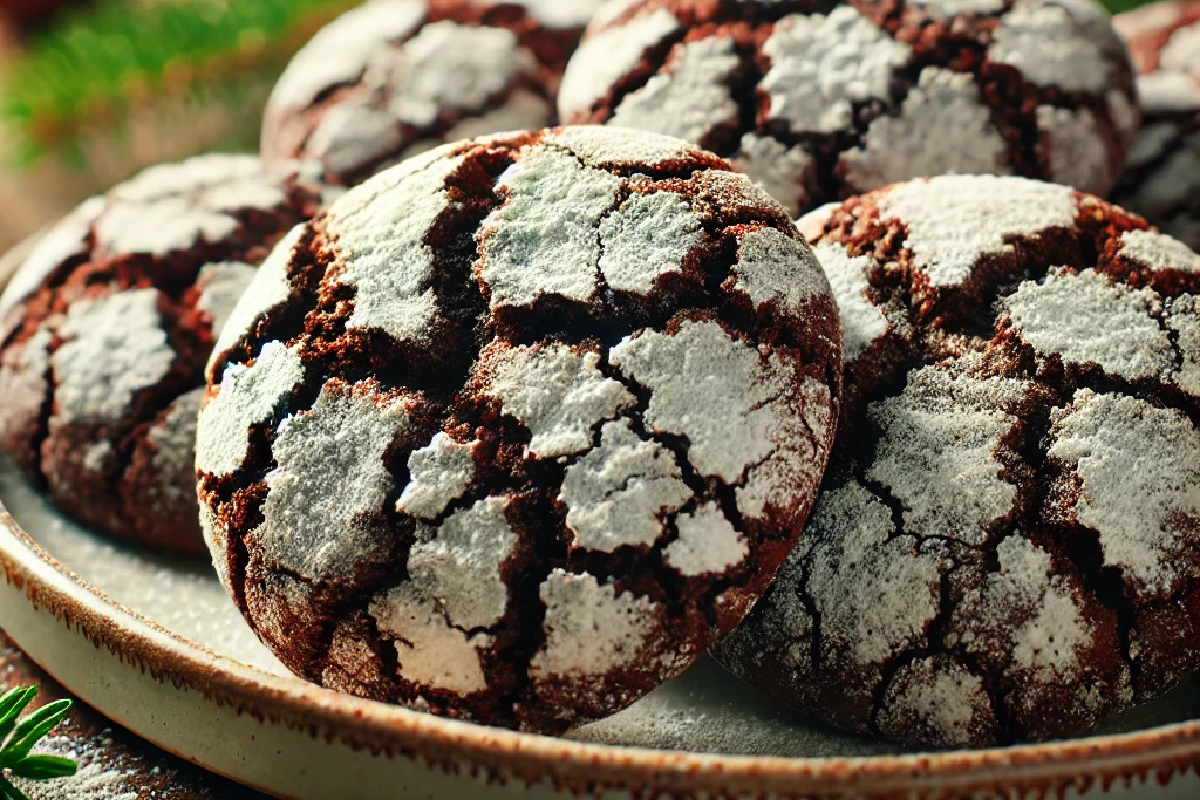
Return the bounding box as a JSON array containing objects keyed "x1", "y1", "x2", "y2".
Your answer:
[
  {"x1": 0, "y1": 154, "x2": 326, "y2": 552},
  {"x1": 557, "y1": 0, "x2": 1139, "y2": 217},
  {"x1": 261, "y1": 0, "x2": 606, "y2": 186},
  {"x1": 196, "y1": 126, "x2": 841, "y2": 733},
  {"x1": 1112, "y1": 0, "x2": 1200, "y2": 251},
  {"x1": 712, "y1": 174, "x2": 1200, "y2": 747}
]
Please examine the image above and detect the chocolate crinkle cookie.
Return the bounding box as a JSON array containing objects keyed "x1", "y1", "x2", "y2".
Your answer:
[
  {"x1": 557, "y1": 0, "x2": 1139, "y2": 217},
  {"x1": 260, "y1": 0, "x2": 606, "y2": 186},
  {"x1": 196, "y1": 126, "x2": 841, "y2": 733},
  {"x1": 712, "y1": 174, "x2": 1200, "y2": 748},
  {"x1": 0, "y1": 154, "x2": 326, "y2": 552},
  {"x1": 1113, "y1": 0, "x2": 1200, "y2": 251}
]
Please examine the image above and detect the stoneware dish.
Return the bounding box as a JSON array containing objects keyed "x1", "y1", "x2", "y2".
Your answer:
[{"x1": 3, "y1": 237, "x2": 1200, "y2": 800}]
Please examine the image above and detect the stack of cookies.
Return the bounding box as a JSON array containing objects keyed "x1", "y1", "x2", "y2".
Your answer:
[{"x1": 1, "y1": 0, "x2": 1199, "y2": 750}]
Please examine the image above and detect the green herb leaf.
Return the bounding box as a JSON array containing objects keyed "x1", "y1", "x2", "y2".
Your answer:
[
  {"x1": 9, "y1": 755, "x2": 76, "y2": 781},
  {"x1": 0, "y1": 688, "x2": 38, "y2": 749},
  {"x1": 0, "y1": 699, "x2": 73, "y2": 766}
]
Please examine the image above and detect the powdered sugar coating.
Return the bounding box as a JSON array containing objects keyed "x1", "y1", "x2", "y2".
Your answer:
[
  {"x1": 1006, "y1": 269, "x2": 1174, "y2": 381},
  {"x1": 809, "y1": 241, "x2": 888, "y2": 363},
  {"x1": 876, "y1": 176, "x2": 1076, "y2": 287},
  {"x1": 732, "y1": 227, "x2": 830, "y2": 315},
  {"x1": 664, "y1": 501, "x2": 748, "y2": 576},
  {"x1": 561, "y1": 0, "x2": 1137, "y2": 215},
  {"x1": 329, "y1": 147, "x2": 464, "y2": 341},
  {"x1": 530, "y1": 570, "x2": 660, "y2": 678},
  {"x1": 196, "y1": 261, "x2": 257, "y2": 338},
  {"x1": 477, "y1": 342, "x2": 635, "y2": 459},
  {"x1": 762, "y1": 7, "x2": 911, "y2": 135},
  {"x1": 51, "y1": 289, "x2": 174, "y2": 425},
  {"x1": 609, "y1": 35, "x2": 740, "y2": 148},
  {"x1": 1048, "y1": 391, "x2": 1200, "y2": 599},
  {"x1": 198, "y1": 126, "x2": 839, "y2": 733},
  {"x1": 840, "y1": 68, "x2": 1009, "y2": 193},
  {"x1": 196, "y1": 342, "x2": 305, "y2": 477},
  {"x1": 556, "y1": 9, "x2": 680, "y2": 121},
  {"x1": 560, "y1": 419, "x2": 692, "y2": 552},
  {"x1": 259, "y1": 381, "x2": 414, "y2": 582},
  {"x1": 396, "y1": 432, "x2": 479, "y2": 519},
  {"x1": 718, "y1": 175, "x2": 1200, "y2": 747}
]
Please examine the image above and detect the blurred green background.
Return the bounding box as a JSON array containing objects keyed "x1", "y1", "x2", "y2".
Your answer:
[{"x1": 0, "y1": 0, "x2": 1157, "y2": 253}]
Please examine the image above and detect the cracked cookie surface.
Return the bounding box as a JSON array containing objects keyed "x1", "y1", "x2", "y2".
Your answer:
[
  {"x1": 196, "y1": 126, "x2": 841, "y2": 733},
  {"x1": 0, "y1": 154, "x2": 326, "y2": 552},
  {"x1": 557, "y1": 0, "x2": 1139, "y2": 217},
  {"x1": 1113, "y1": 0, "x2": 1200, "y2": 252},
  {"x1": 712, "y1": 174, "x2": 1200, "y2": 747},
  {"x1": 260, "y1": 0, "x2": 606, "y2": 187}
]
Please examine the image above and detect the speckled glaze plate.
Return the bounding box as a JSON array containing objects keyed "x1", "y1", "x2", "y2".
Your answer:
[{"x1": 3, "y1": 240, "x2": 1200, "y2": 800}]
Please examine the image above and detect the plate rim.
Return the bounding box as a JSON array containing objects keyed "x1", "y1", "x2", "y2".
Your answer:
[{"x1": 4, "y1": 500, "x2": 1200, "y2": 798}]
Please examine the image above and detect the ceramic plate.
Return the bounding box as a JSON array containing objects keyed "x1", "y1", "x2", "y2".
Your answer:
[{"x1": 3, "y1": 238, "x2": 1200, "y2": 800}]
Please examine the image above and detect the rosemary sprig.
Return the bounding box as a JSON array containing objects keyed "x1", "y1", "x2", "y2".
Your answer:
[{"x1": 0, "y1": 686, "x2": 75, "y2": 800}]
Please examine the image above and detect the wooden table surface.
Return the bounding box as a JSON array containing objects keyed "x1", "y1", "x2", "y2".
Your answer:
[{"x1": 0, "y1": 631, "x2": 269, "y2": 799}]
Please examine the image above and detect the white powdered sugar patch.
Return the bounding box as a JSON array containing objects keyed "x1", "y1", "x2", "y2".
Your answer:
[
  {"x1": 610, "y1": 319, "x2": 829, "y2": 521},
  {"x1": 196, "y1": 261, "x2": 257, "y2": 337},
  {"x1": 1160, "y1": 17, "x2": 1200, "y2": 75},
  {"x1": 663, "y1": 500, "x2": 747, "y2": 576},
  {"x1": 867, "y1": 362, "x2": 1027, "y2": 547},
  {"x1": 196, "y1": 341, "x2": 305, "y2": 477},
  {"x1": 259, "y1": 381, "x2": 412, "y2": 582},
  {"x1": 108, "y1": 152, "x2": 263, "y2": 200},
  {"x1": 732, "y1": 134, "x2": 815, "y2": 218},
  {"x1": 731, "y1": 227, "x2": 829, "y2": 315},
  {"x1": 876, "y1": 175, "x2": 1077, "y2": 287},
  {"x1": 960, "y1": 536, "x2": 1093, "y2": 682},
  {"x1": 1168, "y1": 295, "x2": 1200, "y2": 396},
  {"x1": 542, "y1": 126, "x2": 694, "y2": 169},
  {"x1": 1005, "y1": 268, "x2": 1173, "y2": 381},
  {"x1": 371, "y1": 587, "x2": 492, "y2": 695},
  {"x1": 479, "y1": 342, "x2": 635, "y2": 459},
  {"x1": 988, "y1": 0, "x2": 1111, "y2": 92},
  {"x1": 209, "y1": 223, "x2": 305, "y2": 371},
  {"x1": 50, "y1": 289, "x2": 174, "y2": 424},
  {"x1": 1119, "y1": 229, "x2": 1200, "y2": 274},
  {"x1": 1048, "y1": 390, "x2": 1200, "y2": 599},
  {"x1": 560, "y1": 418, "x2": 692, "y2": 552},
  {"x1": 147, "y1": 388, "x2": 205, "y2": 492},
  {"x1": 811, "y1": 241, "x2": 889, "y2": 363},
  {"x1": 762, "y1": 6, "x2": 912, "y2": 135},
  {"x1": 397, "y1": 432, "x2": 478, "y2": 519},
  {"x1": 407, "y1": 497, "x2": 517, "y2": 630},
  {"x1": 95, "y1": 196, "x2": 236, "y2": 258},
  {"x1": 878, "y1": 658, "x2": 992, "y2": 748},
  {"x1": 840, "y1": 67, "x2": 1009, "y2": 193},
  {"x1": 379, "y1": 22, "x2": 531, "y2": 128},
  {"x1": 531, "y1": 569, "x2": 660, "y2": 678},
  {"x1": 597, "y1": 190, "x2": 702, "y2": 294},
  {"x1": 267, "y1": 0, "x2": 426, "y2": 114},
  {"x1": 0, "y1": 196, "x2": 101, "y2": 322},
  {"x1": 806, "y1": 479, "x2": 942, "y2": 666},
  {"x1": 328, "y1": 147, "x2": 464, "y2": 342},
  {"x1": 609, "y1": 35, "x2": 740, "y2": 147},
  {"x1": 479, "y1": 145, "x2": 621, "y2": 309},
  {"x1": 305, "y1": 94, "x2": 404, "y2": 177},
  {"x1": 1036, "y1": 105, "x2": 1112, "y2": 196},
  {"x1": 0, "y1": 327, "x2": 51, "y2": 441},
  {"x1": 556, "y1": 9, "x2": 681, "y2": 119}
]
